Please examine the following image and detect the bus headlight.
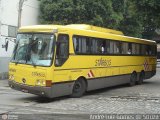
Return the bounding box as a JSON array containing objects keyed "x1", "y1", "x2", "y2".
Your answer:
[
  {"x1": 9, "y1": 75, "x2": 14, "y2": 80},
  {"x1": 35, "y1": 80, "x2": 52, "y2": 87},
  {"x1": 42, "y1": 80, "x2": 46, "y2": 86},
  {"x1": 36, "y1": 80, "x2": 46, "y2": 86},
  {"x1": 9, "y1": 75, "x2": 12, "y2": 80},
  {"x1": 36, "y1": 80, "x2": 41, "y2": 85}
]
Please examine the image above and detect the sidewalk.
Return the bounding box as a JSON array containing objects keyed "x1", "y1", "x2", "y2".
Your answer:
[
  {"x1": 0, "y1": 79, "x2": 8, "y2": 81},
  {"x1": 0, "y1": 72, "x2": 8, "y2": 80},
  {"x1": 0, "y1": 79, "x2": 9, "y2": 89},
  {"x1": 0, "y1": 78, "x2": 8, "y2": 80}
]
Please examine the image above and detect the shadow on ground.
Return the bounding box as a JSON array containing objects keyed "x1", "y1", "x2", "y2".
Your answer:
[{"x1": 15, "y1": 81, "x2": 157, "y2": 103}]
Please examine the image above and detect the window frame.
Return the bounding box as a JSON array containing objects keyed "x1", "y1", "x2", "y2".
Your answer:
[
  {"x1": 72, "y1": 34, "x2": 156, "y2": 56},
  {"x1": 55, "y1": 34, "x2": 69, "y2": 67}
]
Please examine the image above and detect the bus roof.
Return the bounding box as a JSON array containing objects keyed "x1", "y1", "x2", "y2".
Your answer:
[
  {"x1": 18, "y1": 24, "x2": 156, "y2": 44},
  {"x1": 66, "y1": 24, "x2": 124, "y2": 35},
  {"x1": 19, "y1": 24, "x2": 123, "y2": 35}
]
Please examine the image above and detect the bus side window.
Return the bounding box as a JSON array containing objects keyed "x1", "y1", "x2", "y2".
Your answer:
[
  {"x1": 132, "y1": 43, "x2": 136, "y2": 55},
  {"x1": 128, "y1": 43, "x2": 132, "y2": 54},
  {"x1": 135, "y1": 44, "x2": 140, "y2": 55},
  {"x1": 106, "y1": 40, "x2": 110, "y2": 54},
  {"x1": 147, "y1": 45, "x2": 152, "y2": 55},
  {"x1": 141, "y1": 44, "x2": 146, "y2": 55},
  {"x1": 55, "y1": 34, "x2": 69, "y2": 67},
  {"x1": 152, "y1": 45, "x2": 157, "y2": 56},
  {"x1": 113, "y1": 41, "x2": 121, "y2": 54},
  {"x1": 110, "y1": 41, "x2": 114, "y2": 54},
  {"x1": 73, "y1": 37, "x2": 79, "y2": 52},
  {"x1": 122, "y1": 42, "x2": 128, "y2": 54}
]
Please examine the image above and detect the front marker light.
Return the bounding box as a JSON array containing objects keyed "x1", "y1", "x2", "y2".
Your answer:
[{"x1": 46, "y1": 80, "x2": 52, "y2": 87}]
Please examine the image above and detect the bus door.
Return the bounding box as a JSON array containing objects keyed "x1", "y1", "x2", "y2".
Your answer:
[{"x1": 54, "y1": 34, "x2": 69, "y2": 82}]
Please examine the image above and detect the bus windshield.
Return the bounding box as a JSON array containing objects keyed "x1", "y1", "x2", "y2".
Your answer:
[{"x1": 11, "y1": 33, "x2": 55, "y2": 67}]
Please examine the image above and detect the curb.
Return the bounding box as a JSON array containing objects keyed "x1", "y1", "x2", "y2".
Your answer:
[{"x1": 0, "y1": 79, "x2": 8, "y2": 81}]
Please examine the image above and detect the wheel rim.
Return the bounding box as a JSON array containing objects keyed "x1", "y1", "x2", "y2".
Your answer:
[
  {"x1": 71, "y1": 79, "x2": 86, "y2": 97},
  {"x1": 73, "y1": 82, "x2": 82, "y2": 93}
]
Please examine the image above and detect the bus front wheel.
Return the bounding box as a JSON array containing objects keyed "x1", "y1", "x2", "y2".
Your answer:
[
  {"x1": 129, "y1": 72, "x2": 137, "y2": 86},
  {"x1": 71, "y1": 78, "x2": 86, "y2": 98}
]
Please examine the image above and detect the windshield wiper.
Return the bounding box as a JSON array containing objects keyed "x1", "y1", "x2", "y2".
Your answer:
[
  {"x1": 26, "y1": 53, "x2": 37, "y2": 67},
  {"x1": 30, "y1": 58, "x2": 37, "y2": 67},
  {"x1": 15, "y1": 60, "x2": 19, "y2": 65},
  {"x1": 14, "y1": 57, "x2": 22, "y2": 65}
]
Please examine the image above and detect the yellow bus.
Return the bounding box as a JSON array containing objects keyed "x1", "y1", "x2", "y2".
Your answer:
[{"x1": 8, "y1": 24, "x2": 157, "y2": 98}]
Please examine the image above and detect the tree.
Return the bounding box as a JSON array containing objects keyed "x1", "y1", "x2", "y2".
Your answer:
[
  {"x1": 39, "y1": 0, "x2": 160, "y2": 39},
  {"x1": 39, "y1": 0, "x2": 124, "y2": 29},
  {"x1": 118, "y1": 0, "x2": 143, "y2": 38},
  {"x1": 135, "y1": 0, "x2": 160, "y2": 39}
]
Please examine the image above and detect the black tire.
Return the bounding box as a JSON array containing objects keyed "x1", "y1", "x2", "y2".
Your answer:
[
  {"x1": 137, "y1": 72, "x2": 144, "y2": 85},
  {"x1": 71, "y1": 78, "x2": 86, "y2": 98},
  {"x1": 129, "y1": 72, "x2": 137, "y2": 86}
]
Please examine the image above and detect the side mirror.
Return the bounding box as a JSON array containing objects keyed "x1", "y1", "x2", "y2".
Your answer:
[
  {"x1": 13, "y1": 38, "x2": 16, "y2": 43},
  {"x1": 2, "y1": 38, "x2": 9, "y2": 51}
]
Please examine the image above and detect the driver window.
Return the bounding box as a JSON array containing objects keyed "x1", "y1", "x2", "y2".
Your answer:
[{"x1": 55, "y1": 34, "x2": 69, "y2": 66}]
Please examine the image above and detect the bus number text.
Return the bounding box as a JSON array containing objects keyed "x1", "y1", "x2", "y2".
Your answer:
[{"x1": 95, "y1": 58, "x2": 111, "y2": 67}]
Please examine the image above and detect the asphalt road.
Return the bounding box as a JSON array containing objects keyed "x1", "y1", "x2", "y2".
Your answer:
[{"x1": 0, "y1": 68, "x2": 160, "y2": 120}]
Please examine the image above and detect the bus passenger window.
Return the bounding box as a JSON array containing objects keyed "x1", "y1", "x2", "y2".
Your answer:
[
  {"x1": 100, "y1": 40, "x2": 106, "y2": 54},
  {"x1": 91, "y1": 38, "x2": 97, "y2": 54},
  {"x1": 122, "y1": 42, "x2": 128, "y2": 54},
  {"x1": 110, "y1": 41, "x2": 114, "y2": 54},
  {"x1": 86, "y1": 38, "x2": 92, "y2": 53},
  {"x1": 141, "y1": 45, "x2": 146, "y2": 55},
  {"x1": 73, "y1": 36, "x2": 92, "y2": 54},
  {"x1": 147, "y1": 45, "x2": 152, "y2": 55},
  {"x1": 127, "y1": 49, "x2": 131, "y2": 54},
  {"x1": 73, "y1": 37, "x2": 79, "y2": 52},
  {"x1": 128, "y1": 43, "x2": 132, "y2": 54},
  {"x1": 114, "y1": 41, "x2": 121, "y2": 54},
  {"x1": 106, "y1": 40, "x2": 110, "y2": 54},
  {"x1": 118, "y1": 42, "x2": 122, "y2": 54},
  {"x1": 151, "y1": 45, "x2": 156, "y2": 56},
  {"x1": 135, "y1": 44, "x2": 140, "y2": 55},
  {"x1": 132, "y1": 43, "x2": 136, "y2": 54},
  {"x1": 96, "y1": 39, "x2": 104, "y2": 54}
]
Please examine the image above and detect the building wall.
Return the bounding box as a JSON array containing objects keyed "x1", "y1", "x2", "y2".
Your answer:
[
  {"x1": 0, "y1": 0, "x2": 40, "y2": 79},
  {"x1": 21, "y1": 0, "x2": 40, "y2": 26}
]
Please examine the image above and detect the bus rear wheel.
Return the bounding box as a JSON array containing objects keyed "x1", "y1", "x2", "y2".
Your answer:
[
  {"x1": 71, "y1": 78, "x2": 86, "y2": 98},
  {"x1": 129, "y1": 72, "x2": 137, "y2": 86},
  {"x1": 137, "y1": 72, "x2": 144, "y2": 85}
]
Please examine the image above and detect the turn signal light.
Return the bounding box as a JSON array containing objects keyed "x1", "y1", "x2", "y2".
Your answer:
[{"x1": 46, "y1": 80, "x2": 52, "y2": 87}]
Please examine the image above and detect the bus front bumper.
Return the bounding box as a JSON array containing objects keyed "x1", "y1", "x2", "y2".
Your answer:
[
  {"x1": 8, "y1": 80, "x2": 52, "y2": 98},
  {"x1": 8, "y1": 80, "x2": 74, "y2": 98}
]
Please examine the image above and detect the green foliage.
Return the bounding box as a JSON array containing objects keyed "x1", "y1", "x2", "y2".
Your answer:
[
  {"x1": 39, "y1": 0, "x2": 123, "y2": 28},
  {"x1": 39, "y1": 0, "x2": 160, "y2": 39},
  {"x1": 135, "y1": 0, "x2": 160, "y2": 39}
]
